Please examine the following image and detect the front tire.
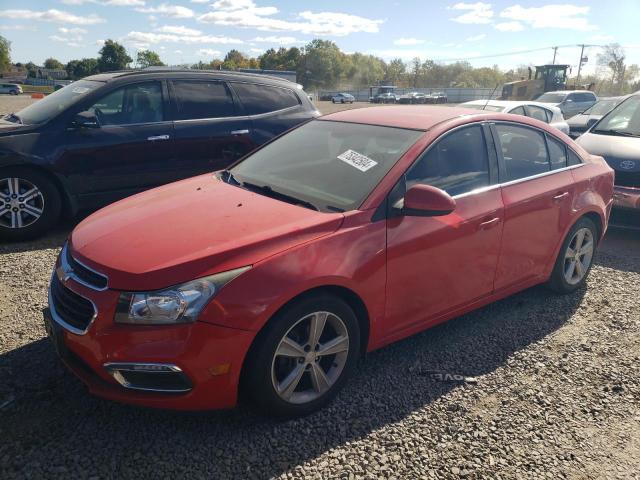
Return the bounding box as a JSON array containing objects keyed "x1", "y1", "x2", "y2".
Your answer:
[
  {"x1": 0, "y1": 167, "x2": 61, "y2": 241},
  {"x1": 244, "y1": 294, "x2": 360, "y2": 417},
  {"x1": 548, "y1": 217, "x2": 598, "y2": 293}
]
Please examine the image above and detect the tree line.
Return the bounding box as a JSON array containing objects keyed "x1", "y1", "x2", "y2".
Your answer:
[{"x1": 2, "y1": 35, "x2": 638, "y2": 95}]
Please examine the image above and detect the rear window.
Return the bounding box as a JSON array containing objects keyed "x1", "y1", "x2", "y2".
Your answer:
[
  {"x1": 172, "y1": 81, "x2": 235, "y2": 120},
  {"x1": 232, "y1": 83, "x2": 299, "y2": 115},
  {"x1": 537, "y1": 93, "x2": 566, "y2": 103}
]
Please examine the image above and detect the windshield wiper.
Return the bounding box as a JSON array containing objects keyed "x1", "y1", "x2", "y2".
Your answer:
[
  {"x1": 241, "y1": 181, "x2": 319, "y2": 211},
  {"x1": 592, "y1": 128, "x2": 640, "y2": 137},
  {"x1": 3, "y1": 113, "x2": 22, "y2": 124}
]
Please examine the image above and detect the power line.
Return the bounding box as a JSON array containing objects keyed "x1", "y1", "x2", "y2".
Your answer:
[{"x1": 433, "y1": 44, "x2": 604, "y2": 63}]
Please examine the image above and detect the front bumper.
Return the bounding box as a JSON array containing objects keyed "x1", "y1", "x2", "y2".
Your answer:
[
  {"x1": 44, "y1": 277, "x2": 255, "y2": 410},
  {"x1": 613, "y1": 185, "x2": 640, "y2": 210}
]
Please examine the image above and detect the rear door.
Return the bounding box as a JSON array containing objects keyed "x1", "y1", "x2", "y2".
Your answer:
[
  {"x1": 169, "y1": 79, "x2": 255, "y2": 177},
  {"x1": 492, "y1": 123, "x2": 576, "y2": 290},
  {"x1": 228, "y1": 82, "x2": 310, "y2": 145}
]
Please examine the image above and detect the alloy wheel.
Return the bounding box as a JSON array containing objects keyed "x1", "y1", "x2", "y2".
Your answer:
[
  {"x1": 0, "y1": 177, "x2": 45, "y2": 229},
  {"x1": 271, "y1": 311, "x2": 349, "y2": 404},
  {"x1": 563, "y1": 227, "x2": 594, "y2": 285}
]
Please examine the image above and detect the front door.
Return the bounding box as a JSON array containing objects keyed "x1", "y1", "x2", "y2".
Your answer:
[
  {"x1": 169, "y1": 79, "x2": 256, "y2": 176},
  {"x1": 60, "y1": 80, "x2": 176, "y2": 207},
  {"x1": 385, "y1": 124, "x2": 504, "y2": 336}
]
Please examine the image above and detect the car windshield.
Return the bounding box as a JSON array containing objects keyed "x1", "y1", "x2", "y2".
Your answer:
[
  {"x1": 591, "y1": 95, "x2": 640, "y2": 137},
  {"x1": 583, "y1": 99, "x2": 619, "y2": 116},
  {"x1": 463, "y1": 104, "x2": 504, "y2": 112},
  {"x1": 229, "y1": 120, "x2": 422, "y2": 212},
  {"x1": 10, "y1": 80, "x2": 102, "y2": 125},
  {"x1": 537, "y1": 93, "x2": 566, "y2": 103}
]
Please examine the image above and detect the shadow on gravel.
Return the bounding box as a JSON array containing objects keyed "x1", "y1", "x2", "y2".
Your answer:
[
  {"x1": 595, "y1": 227, "x2": 640, "y2": 274},
  {"x1": 0, "y1": 284, "x2": 586, "y2": 479}
]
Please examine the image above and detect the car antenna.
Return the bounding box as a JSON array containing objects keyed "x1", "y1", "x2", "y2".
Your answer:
[{"x1": 482, "y1": 84, "x2": 500, "y2": 110}]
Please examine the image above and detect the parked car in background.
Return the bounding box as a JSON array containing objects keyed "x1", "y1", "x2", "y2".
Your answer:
[
  {"x1": 397, "y1": 92, "x2": 427, "y2": 104},
  {"x1": 45, "y1": 106, "x2": 613, "y2": 416},
  {"x1": 536, "y1": 90, "x2": 597, "y2": 119},
  {"x1": 577, "y1": 93, "x2": 640, "y2": 211},
  {"x1": 567, "y1": 97, "x2": 623, "y2": 138},
  {"x1": 462, "y1": 100, "x2": 570, "y2": 135},
  {"x1": 0, "y1": 83, "x2": 22, "y2": 95},
  {"x1": 0, "y1": 70, "x2": 318, "y2": 241},
  {"x1": 331, "y1": 93, "x2": 355, "y2": 104},
  {"x1": 371, "y1": 92, "x2": 397, "y2": 104},
  {"x1": 426, "y1": 91, "x2": 447, "y2": 104}
]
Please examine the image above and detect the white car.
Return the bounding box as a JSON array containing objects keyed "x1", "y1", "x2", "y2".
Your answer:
[{"x1": 462, "y1": 100, "x2": 570, "y2": 135}]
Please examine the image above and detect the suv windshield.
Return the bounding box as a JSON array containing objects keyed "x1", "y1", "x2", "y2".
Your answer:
[
  {"x1": 591, "y1": 95, "x2": 640, "y2": 137},
  {"x1": 229, "y1": 120, "x2": 422, "y2": 212},
  {"x1": 11, "y1": 80, "x2": 102, "y2": 125},
  {"x1": 583, "y1": 99, "x2": 619, "y2": 116},
  {"x1": 536, "y1": 93, "x2": 566, "y2": 103}
]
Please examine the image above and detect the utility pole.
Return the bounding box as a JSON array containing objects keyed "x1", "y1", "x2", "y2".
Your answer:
[
  {"x1": 576, "y1": 44, "x2": 586, "y2": 87},
  {"x1": 552, "y1": 46, "x2": 558, "y2": 64}
]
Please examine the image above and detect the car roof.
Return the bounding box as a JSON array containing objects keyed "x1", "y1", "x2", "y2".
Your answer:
[
  {"x1": 84, "y1": 69, "x2": 301, "y2": 88},
  {"x1": 320, "y1": 105, "x2": 493, "y2": 130},
  {"x1": 464, "y1": 99, "x2": 562, "y2": 111}
]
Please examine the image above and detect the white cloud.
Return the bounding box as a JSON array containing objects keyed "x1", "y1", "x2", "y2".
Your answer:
[
  {"x1": 197, "y1": 48, "x2": 221, "y2": 57},
  {"x1": 156, "y1": 25, "x2": 202, "y2": 35},
  {"x1": 96, "y1": 39, "x2": 105, "y2": 46},
  {"x1": 50, "y1": 26, "x2": 87, "y2": 46},
  {"x1": 198, "y1": 1, "x2": 383, "y2": 36},
  {"x1": 449, "y1": 2, "x2": 493, "y2": 24},
  {"x1": 494, "y1": 21, "x2": 523, "y2": 32},
  {"x1": 466, "y1": 33, "x2": 486, "y2": 41},
  {"x1": 499, "y1": 4, "x2": 597, "y2": 31},
  {"x1": 590, "y1": 34, "x2": 614, "y2": 42},
  {"x1": 59, "y1": 26, "x2": 88, "y2": 35},
  {"x1": 190, "y1": 0, "x2": 209, "y2": 3},
  {"x1": 136, "y1": 3, "x2": 195, "y2": 18},
  {"x1": 123, "y1": 30, "x2": 243, "y2": 48},
  {"x1": 253, "y1": 35, "x2": 299, "y2": 45},
  {"x1": 250, "y1": 47, "x2": 264, "y2": 53},
  {"x1": 0, "y1": 24, "x2": 36, "y2": 30},
  {"x1": 60, "y1": 0, "x2": 146, "y2": 5},
  {"x1": 393, "y1": 37, "x2": 424, "y2": 46},
  {"x1": 0, "y1": 9, "x2": 105, "y2": 25}
]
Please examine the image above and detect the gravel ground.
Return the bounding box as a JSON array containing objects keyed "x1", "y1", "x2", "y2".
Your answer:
[{"x1": 1, "y1": 95, "x2": 640, "y2": 479}]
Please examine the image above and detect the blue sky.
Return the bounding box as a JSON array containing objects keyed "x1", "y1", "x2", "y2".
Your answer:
[{"x1": 2, "y1": 0, "x2": 640, "y2": 75}]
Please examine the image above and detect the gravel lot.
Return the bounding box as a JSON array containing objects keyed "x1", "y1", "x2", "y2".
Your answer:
[{"x1": 1, "y1": 95, "x2": 640, "y2": 479}]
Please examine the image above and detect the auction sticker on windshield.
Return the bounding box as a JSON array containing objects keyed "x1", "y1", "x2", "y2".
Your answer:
[{"x1": 337, "y1": 150, "x2": 378, "y2": 172}]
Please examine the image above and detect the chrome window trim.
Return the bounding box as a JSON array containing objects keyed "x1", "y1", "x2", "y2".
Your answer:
[
  {"x1": 103, "y1": 362, "x2": 192, "y2": 393},
  {"x1": 48, "y1": 271, "x2": 98, "y2": 335},
  {"x1": 59, "y1": 243, "x2": 109, "y2": 292}
]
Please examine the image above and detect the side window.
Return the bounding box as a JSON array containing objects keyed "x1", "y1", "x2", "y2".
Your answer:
[
  {"x1": 495, "y1": 124, "x2": 550, "y2": 181},
  {"x1": 568, "y1": 149, "x2": 583, "y2": 166},
  {"x1": 88, "y1": 82, "x2": 163, "y2": 126},
  {"x1": 406, "y1": 125, "x2": 490, "y2": 196},
  {"x1": 510, "y1": 106, "x2": 526, "y2": 116},
  {"x1": 527, "y1": 105, "x2": 550, "y2": 123},
  {"x1": 172, "y1": 81, "x2": 235, "y2": 120},
  {"x1": 547, "y1": 135, "x2": 567, "y2": 169},
  {"x1": 232, "y1": 83, "x2": 299, "y2": 115}
]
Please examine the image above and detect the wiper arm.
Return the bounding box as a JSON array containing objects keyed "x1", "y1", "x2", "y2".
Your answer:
[
  {"x1": 4, "y1": 113, "x2": 22, "y2": 124},
  {"x1": 592, "y1": 128, "x2": 639, "y2": 137},
  {"x1": 241, "y1": 181, "x2": 319, "y2": 211}
]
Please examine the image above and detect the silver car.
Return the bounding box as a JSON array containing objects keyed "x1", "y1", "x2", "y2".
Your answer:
[
  {"x1": 576, "y1": 93, "x2": 640, "y2": 210},
  {"x1": 536, "y1": 90, "x2": 598, "y2": 119},
  {"x1": 0, "y1": 83, "x2": 22, "y2": 95}
]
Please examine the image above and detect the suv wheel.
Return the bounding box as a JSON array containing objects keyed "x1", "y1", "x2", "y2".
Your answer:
[
  {"x1": 0, "y1": 167, "x2": 61, "y2": 241},
  {"x1": 244, "y1": 294, "x2": 360, "y2": 417}
]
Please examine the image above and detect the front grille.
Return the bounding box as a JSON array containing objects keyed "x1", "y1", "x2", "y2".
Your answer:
[
  {"x1": 50, "y1": 274, "x2": 95, "y2": 332},
  {"x1": 615, "y1": 170, "x2": 640, "y2": 188},
  {"x1": 65, "y1": 246, "x2": 108, "y2": 290}
]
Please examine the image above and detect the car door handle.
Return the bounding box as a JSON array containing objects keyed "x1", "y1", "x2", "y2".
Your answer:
[
  {"x1": 479, "y1": 217, "x2": 500, "y2": 229},
  {"x1": 231, "y1": 129, "x2": 250, "y2": 135},
  {"x1": 147, "y1": 135, "x2": 170, "y2": 141},
  {"x1": 553, "y1": 192, "x2": 569, "y2": 202}
]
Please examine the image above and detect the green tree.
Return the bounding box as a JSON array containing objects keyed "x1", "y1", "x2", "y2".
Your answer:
[
  {"x1": 98, "y1": 40, "x2": 132, "y2": 72},
  {"x1": 24, "y1": 61, "x2": 37, "y2": 78},
  {"x1": 66, "y1": 58, "x2": 99, "y2": 79},
  {"x1": 224, "y1": 49, "x2": 249, "y2": 69},
  {"x1": 298, "y1": 39, "x2": 347, "y2": 89},
  {"x1": 136, "y1": 50, "x2": 165, "y2": 68},
  {"x1": 0, "y1": 35, "x2": 10, "y2": 73},
  {"x1": 384, "y1": 58, "x2": 406, "y2": 85},
  {"x1": 43, "y1": 58, "x2": 64, "y2": 70}
]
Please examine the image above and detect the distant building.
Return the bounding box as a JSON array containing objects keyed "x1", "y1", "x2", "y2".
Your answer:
[
  {"x1": 37, "y1": 68, "x2": 68, "y2": 80},
  {"x1": 0, "y1": 65, "x2": 27, "y2": 82}
]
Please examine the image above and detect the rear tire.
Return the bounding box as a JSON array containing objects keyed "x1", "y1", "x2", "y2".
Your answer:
[
  {"x1": 0, "y1": 167, "x2": 62, "y2": 241},
  {"x1": 243, "y1": 294, "x2": 360, "y2": 417},
  {"x1": 547, "y1": 217, "x2": 598, "y2": 293}
]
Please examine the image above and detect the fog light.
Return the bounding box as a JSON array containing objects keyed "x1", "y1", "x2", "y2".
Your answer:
[{"x1": 104, "y1": 363, "x2": 192, "y2": 393}]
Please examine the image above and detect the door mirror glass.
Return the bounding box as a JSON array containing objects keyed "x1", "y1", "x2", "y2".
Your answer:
[
  {"x1": 398, "y1": 184, "x2": 456, "y2": 217},
  {"x1": 73, "y1": 110, "x2": 100, "y2": 128},
  {"x1": 586, "y1": 117, "x2": 598, "y2": 128}
]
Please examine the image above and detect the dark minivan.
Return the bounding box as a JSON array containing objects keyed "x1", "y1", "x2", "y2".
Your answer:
[{"x1": 0, "y1": 70, "x2": 318, "y2": 240}]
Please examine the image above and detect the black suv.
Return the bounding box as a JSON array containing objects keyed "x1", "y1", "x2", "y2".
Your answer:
[{"x1": 0, "y1": 70, "x2": 318, "y2": 240}]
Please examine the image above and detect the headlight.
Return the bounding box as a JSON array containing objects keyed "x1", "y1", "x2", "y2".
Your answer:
[{"x1": 115, "y1": 266, "x2": 250, "y2": 325}]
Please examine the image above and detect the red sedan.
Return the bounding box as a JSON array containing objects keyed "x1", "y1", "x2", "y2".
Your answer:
[{"x1": 45, "y1": 106, "x2": 614, "y2": 416}]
